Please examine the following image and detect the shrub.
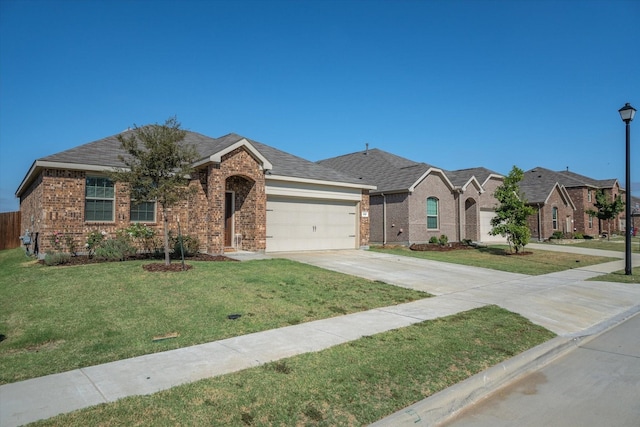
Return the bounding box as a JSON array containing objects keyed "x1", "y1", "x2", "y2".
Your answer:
[
  {"x1": 438, "y1": 234, "x2": 449, "y2": 245},
  {"x1": 573, "y1": 233, "x2": 584, "y2": 239},
  {"x1": 172, "y1": 234, "x2": 200, "y2": 257},
  {"x1": 44, "y1": 251, "x2": 71, "y2": 266},
  {"x1": 551, "y1": 231, "x2": 564, "y2": 240},
  {"x1": 429, "y1": 236, "x2": 439, "y2": 244},
  {"x1": 95, "y1": 234, "x2": 136, "y2": 261},
  {"x1": 86, "y1": 230, "x2": 106, "y2": 258},
  {"x1": 64, "y1": 234, "x2": 78, "y2": 256},
  {"x1": 49, "y1": 231, "x2": 65, "y2": 251},
  {"x1": 125, "y1": 223, "x2": 157, "y2": 254}
]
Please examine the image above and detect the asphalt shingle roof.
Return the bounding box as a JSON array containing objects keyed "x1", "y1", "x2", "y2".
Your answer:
[
  {"x1": 35, "y1": 130, "x2": 366, "y2": 186},
  {"x1": 520, "y1": 167, "x2": 566, "y2": 204},
  {"x1": 317, "y1": 148, "x2": 435, "y2": 193},
  {"x1": 444, "y1": 167, "x2": 502, "y2": 188}
]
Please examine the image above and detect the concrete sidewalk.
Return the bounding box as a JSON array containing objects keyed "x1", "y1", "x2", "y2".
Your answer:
[{"x1": 2, "y1": 246, "x2": 639, "y2": 426}]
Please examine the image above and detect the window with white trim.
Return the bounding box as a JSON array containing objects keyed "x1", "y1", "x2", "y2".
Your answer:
[
  {"x1": 427, "y1": 197, "x2": 439, "y2": 229},
  {"x1": 85, "y1": 177, "x2": 114, "y2": 221},
  {"x1": 552, "y1": 207, "x2": 558, "y2": 230}
]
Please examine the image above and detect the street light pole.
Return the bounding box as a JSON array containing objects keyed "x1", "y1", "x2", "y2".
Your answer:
[{"x1": 619, "y1": 103, "x2": 636, "y2": 275}]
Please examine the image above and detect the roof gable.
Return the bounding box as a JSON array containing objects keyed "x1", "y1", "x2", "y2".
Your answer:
[{"x1": 521, "y1": 167, "x2": 576, "y2": 208}]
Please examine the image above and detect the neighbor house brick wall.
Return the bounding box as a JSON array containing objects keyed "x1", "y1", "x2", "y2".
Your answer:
[
  {"x1": 565, "y1": 187, "x2": 595, "y2": 236},
  {"x1": 528, "y1": 188, "x2": 574, "y2": 240},
  {"x1": 369, "y1": 192, "x2": 408, "y2": 245},
  {"x1": 409, "y1": 172, "x2": 457, "y2": 243}
]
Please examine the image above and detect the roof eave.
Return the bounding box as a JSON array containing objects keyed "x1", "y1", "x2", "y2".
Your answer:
[{"x1": 16, "y1": 160, "x2": 120, "y2": 197}]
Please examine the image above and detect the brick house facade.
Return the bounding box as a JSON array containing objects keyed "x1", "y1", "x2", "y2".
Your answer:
[{"x1": 17, "y1": 131, "x2": 373, "y2": 255}]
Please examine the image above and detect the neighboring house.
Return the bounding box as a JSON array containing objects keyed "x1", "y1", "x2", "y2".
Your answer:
[
  {"x1": 317, "y1": 148, "x2": 505, "y2": 245},
  {"x1": 16, "y1": 131, "x2": 375, "y2": 255},
  {"x1": 556, "y1": 169, "x2": 625, "y2": 237},
  {"x1": 520, "y1": 167, "x2": 576, "y2": 240}
]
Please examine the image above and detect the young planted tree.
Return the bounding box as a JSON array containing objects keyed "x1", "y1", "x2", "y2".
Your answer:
[
  {"x1": 490, "y1": 166, "x2": 536, "y2": 253},
  {"x1": 110, "y1": 117, "x2": 199, "y2": 265},
  {"x1": 585, "y1": 190, "x2": 624, "y2": 240}
]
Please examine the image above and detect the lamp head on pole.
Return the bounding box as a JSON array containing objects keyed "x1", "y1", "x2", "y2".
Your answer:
[{"x1": 619, "y1": 103, "x2": 636, "y2": 123}]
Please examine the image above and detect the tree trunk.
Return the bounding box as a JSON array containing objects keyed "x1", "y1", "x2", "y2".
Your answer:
[{"x1": 162, "y1": 205, "x2": 171, "y2": 266}]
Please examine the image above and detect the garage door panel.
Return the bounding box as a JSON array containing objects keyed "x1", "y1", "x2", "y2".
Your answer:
[
  {"x1": 480, "y1": 210, "x2": 508, "y2": 243},
  {"x1": 266, "y1": 197, "x2": 357, "y2": 252}
]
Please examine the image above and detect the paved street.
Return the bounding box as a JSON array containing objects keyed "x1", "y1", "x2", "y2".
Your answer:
[{"x1": 442, "y1": 311, "x2": 640, "y2": 427}]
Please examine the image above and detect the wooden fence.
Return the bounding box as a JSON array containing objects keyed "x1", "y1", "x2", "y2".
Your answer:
[{"x1": 0, "y1": 211, "x2": 21, "y2": 250}]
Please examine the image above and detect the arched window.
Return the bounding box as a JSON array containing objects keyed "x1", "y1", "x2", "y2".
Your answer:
[
  {"x1": 427, "y1": 197, "x2": 439, "y2": 229},
  {"x1": 552, "y1": 207, "x2": 558, "y2": 230}
]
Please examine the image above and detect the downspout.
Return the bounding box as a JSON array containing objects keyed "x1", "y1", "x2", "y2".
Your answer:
[{"x1": 381, "y1": 193, "x2": 387, "y2": 246}]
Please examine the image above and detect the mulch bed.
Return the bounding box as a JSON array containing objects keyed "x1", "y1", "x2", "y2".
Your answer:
[
  {"x1": 409, "y1": 242, "x2": 476, "y2": 252},
  {"x1": 39, "y1": 252, "x2": 238, "y2": 272}
]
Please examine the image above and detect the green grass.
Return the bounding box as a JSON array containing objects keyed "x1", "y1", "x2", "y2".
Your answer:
[
  {"x1": 32, "y1": 305, "x2": 555, "y2": 427},
  {"x1": 587, "y1": 267, "x2": 640, "y2": 284},
  {"x1": 0, "y1": 248, "x2": 428, "y2": 384},
  {"x1": 370, "y1": 245, "x2": 616, "y2": 275}
]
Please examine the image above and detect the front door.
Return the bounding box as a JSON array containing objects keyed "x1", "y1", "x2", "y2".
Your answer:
[{"x1": 225, "y1": 192, "x2": 233, "y2": 247}]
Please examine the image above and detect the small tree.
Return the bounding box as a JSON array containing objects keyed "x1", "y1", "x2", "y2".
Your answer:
[
  {"x1": 490, "y1": 166, "x2": 536, "y2": 253},
  {"x1": 585, "y1": 190, "x2": 624, "y2": 241},
  {"x1": 110, "y1": 117, "x2": 198, "y2": 265}
]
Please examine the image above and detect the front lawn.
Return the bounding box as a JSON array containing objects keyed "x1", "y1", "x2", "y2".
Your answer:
[
  {"x1": 32, "y1": 305, "x2": 555, "y2": 427},
  {"x1": 0, "y1": 248, "x2": 428, "y2": 384},
  {"x1": 370, "y1": 245, "x2": 616, "y2": 275}
]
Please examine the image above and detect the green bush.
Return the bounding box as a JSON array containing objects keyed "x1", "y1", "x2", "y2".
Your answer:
[
  {"x1": 44, "y1": 251, "x2": 71, "y2": 266},
  {"x1": 428, "y1": 236, "x2": 439, "y2": 244},
  {"x1": 172, "y1": 234, "x2": 200, "y2": 257},
  {"x1": 438, "y1": 234, "x2": 449, "y2": 245},
  {"x1": 95, "y1": 234, "x2": 136, "y2": 261},
  {"x1": 573, "y1": 233, "x2": 584, "y2": 239},
  {"x1": 86, "y1": 230, "x2": 106, "y2": 258},
  {"x1": 125, "y1": 223, "x2": 157, "y2": 254},
  {"x1": 551, "y1": 231, "x2": 564, "y2": 240}
]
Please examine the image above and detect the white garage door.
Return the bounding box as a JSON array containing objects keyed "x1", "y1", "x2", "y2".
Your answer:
[
  {"x1": 480, "y1": 210, "x2": 508, "y2": 243},
  {"x1": 266, "y1": 197, "x2": 358, "y2": 252}
]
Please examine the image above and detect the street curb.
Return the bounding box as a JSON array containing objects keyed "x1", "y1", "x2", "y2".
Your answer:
[{"x1": 370, "y1": 304, "x2": 640, "y2": 427}]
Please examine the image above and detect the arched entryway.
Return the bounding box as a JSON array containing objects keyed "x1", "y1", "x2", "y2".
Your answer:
[
  {"x1": 464, "y1": 198, "x2": 478, "y2": 241},
  {"x1": 225, "y1": 175, "x2": 258, "y2": 251}
]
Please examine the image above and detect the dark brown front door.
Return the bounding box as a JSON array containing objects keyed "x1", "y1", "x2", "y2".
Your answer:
[{"x1": 225, "y1": 192, "x2": 233, "y2": 247}]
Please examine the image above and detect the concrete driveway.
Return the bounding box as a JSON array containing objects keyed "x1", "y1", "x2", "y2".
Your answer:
[{"x1": 273, "y1": 249, "x2": 640, "y2": 336}]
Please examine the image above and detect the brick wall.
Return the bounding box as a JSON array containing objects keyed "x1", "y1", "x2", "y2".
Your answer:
[
  {"x1": 528, "y1": 188, "x2": 574, "y2": 240},
  {"x1": 369, "y1": 192, "x2": 409, "y2": 244},
  {"x1": 409, "y1": 172, "x2": 457, "y2": 243}
]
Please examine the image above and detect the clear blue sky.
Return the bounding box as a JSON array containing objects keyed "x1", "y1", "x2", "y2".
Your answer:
[{"x1": 1, "y1": 0, "x2": 639, "y2": 212}]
